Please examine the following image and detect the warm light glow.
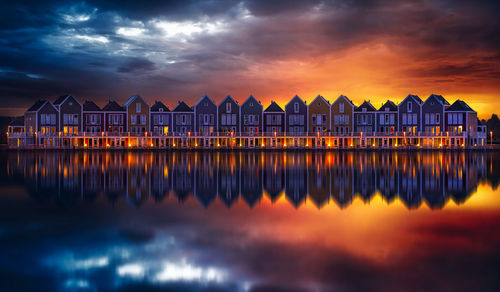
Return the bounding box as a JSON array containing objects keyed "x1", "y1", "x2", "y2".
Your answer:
[
  {"x1": 106, "y1": 143, "x2": 110, "y2": 147},
  {"x1": 128, "y1": 143, "x2": 131, "y2": 147}
]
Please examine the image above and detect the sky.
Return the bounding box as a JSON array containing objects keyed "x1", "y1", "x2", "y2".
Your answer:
[{"x1": 0, "y1": 0, "x2": 499, "y2": 118}]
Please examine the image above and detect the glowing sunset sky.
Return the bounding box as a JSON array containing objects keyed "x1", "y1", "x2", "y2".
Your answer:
[{"x1": 1, "y1": 0, "x2": 499, "y2": 118}]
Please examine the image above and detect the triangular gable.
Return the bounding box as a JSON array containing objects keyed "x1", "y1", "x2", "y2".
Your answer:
[
  {"x1": 123, "y1": 94, "x2": 148, "y2": 107},
  {"x1": 378, "y1": 100, "x2": 397, "y2": 111},
  {"x1": 219, "y1": 95, "x2": 240, "y2": 107},
  {"x1": 285, "y1": 95, "x2": 306, "y2": 107},
  {"x1": 54, "y1": 94, "x2": 80, "y2": 107},
  {"x1": 151, "y1": 101, "x2": 170, "y2": 112},
  {"x1": 173, "y1": 101, "x2": 193, "y2": 112},
  {"x1": 425, "y1": 94, "x2": 449, "y2": 106},
  {"x1": 83, "y1": 100, "x2": 101, "y2": 111},
  {"x1": 311, "y1": 95, "x2": 330, "y2": 106},
  {"x1": 241, "y1": 95, "x2": 263, "y2": 109},
  {"x1": 446, "y1": 100, "x2": 475, "y2": 112},
  {"x1": 194, "y1": 95, "x2": 216, "y2": 108},
  {"x1": 39, "y1": 100, "x2": 58, "y2": 112},
  {"x1": 332, "y1": 95, "x2": 355, "y2": 108},
  {"x1": 26, "y1": 99, "x2": 48, "y2": 112},
  {"x1": 103, "y1": 101, "x2": 126, "y2": 111},
  {"x1": 264, "y1": 101, "x2": 284, "y2": 112},
  {"x1": 400, "y1": 94, "x2": 423, "y2": 106},
  {"x1": 355, "y1": 101, "x2": 376, "y2": 112}
]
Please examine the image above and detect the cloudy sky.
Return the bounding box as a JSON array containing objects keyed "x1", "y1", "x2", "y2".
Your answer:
[{"x1": 1, "y1": 0, "x2": 499, "y2": 117}]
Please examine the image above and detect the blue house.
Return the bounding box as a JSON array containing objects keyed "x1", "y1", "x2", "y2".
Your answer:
[
  {"x1": 376, "y1": 100, "x2": 398, "y2": 135},
  {"x1": 194, "y1": 95, "x2": 217, "y2": 136},
  {"x1": 285, "y1": 95, "x2": 307, "y2": 135},
  {"x1": 398, "y1": 94, "x2": 423, "y2": 136},
  {"x1": 422, "y1": 94, "x2": 449, "y2": 136},
  {"x1": 172, "y1": 101, "x2": 194, "y2": 135}
]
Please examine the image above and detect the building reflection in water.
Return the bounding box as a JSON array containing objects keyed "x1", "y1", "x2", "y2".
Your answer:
[{"x1": 3, "y1": 150, "x2": 498, "y2": 209}]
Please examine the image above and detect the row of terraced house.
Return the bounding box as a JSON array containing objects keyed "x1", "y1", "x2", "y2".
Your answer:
[{"x1": 7, "y1": 93, "x2": 488, "y2": 149}]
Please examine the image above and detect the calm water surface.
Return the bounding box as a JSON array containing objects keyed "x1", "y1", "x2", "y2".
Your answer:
[{"x1": 1, "y1": 150, "x2": 500, "y2": 291}]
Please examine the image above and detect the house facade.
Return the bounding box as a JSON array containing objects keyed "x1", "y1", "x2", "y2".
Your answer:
[
  {"x1": 376, "y1": 100, "x2": 398, "y2": 135},
  {"x1": 354, "y1": 101, "x2": 376, "y2": 135},
  {"x1": 150, "y1": 101, "x2": 171, "y2": 136},
  {"x1": 263, "y1": 101, "x2": 285, "y2": 135},
  {"x1": 54, "y1": 95, "x2": 82, "y2": 137},
  {"x1": 285, "y1": 95, "x2": 307, "y2": 135},
  {"x1": 308, "y1": 95, "x2": 330, "y2": 134},
  {"x1": 398, "y1": 94, "x2": 423, "y2": 136},
  {"x1": 124, "y1": 95, "x2": 150, "y2": 136},
  {"x1": 82, "y1": 100, "x2": 103, "y2": 135},
  {"x1": 103, "y1": 101, "x2": 127, "y2": 136},
  {"x1": 24, "y1": 99, "x2": 59, "y2": 147},
  {"x1": 331, "y1": 95, "x2": 354, "y2": 136},
  {"x1": 194, "y1": 95, "x2": 217, "y2": 136},
  {"x1": 422, "y1": 94, "x2": 449, "y2": 136},
  {"x1": 172, "y1": 101, "x2": 194, "y2": 135},
  {"x1": 240, "y1": 95, "x2": 263, "y2": 136},
  {"x1": 445, "y1": 100, "x2": 478, "y2": 145},
  {"x1": 218, "y1": 95, "x2": 239, "y2": 135}
]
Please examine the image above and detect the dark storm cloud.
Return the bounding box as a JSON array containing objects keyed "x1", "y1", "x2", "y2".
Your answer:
[
  {"x1": 0, "y1": 0, "x2": 499, "y2": 114},
  {"x1": 118, "y1": 58, "x2": 157, "y2": 73}
]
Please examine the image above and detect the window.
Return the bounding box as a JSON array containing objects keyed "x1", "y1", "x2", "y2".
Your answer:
[
  {"x1": 226, "y1": 103, "x2": 231, "y2": 112},
  {"x1": 131, "y1": 115, "x2": 136, "y2": 125},
  {"x1": 294, "y1": 103, "x2": 299, "y2": 113},
  {"x1": 413, "y1": 114, "x2": 417, "y2": 124},
  {"x1": 402, "y1": 113, "x2": 407, "y2": 125},
  {"x1": 380, "y1": 114, "x2": 384, "y2": 125},
  {"x1": 407, "y1": 102, "x2": 412, "y2": 112},
  {"x1": 136, "y1": 103, "x2": 141, "y2": 113},
  {"x1": 425, "y1": 113, "x2": 429, "y2": 124},
  {"x1": 436, "y1": 114, "x2": 440, "y2": 123},
  {"x1": 339, "y1": 102, "x2": 344, "y2": 113}
]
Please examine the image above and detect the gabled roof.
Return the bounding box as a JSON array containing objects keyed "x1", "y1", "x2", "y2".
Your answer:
[
  {"x1": 219, "y1": 95, "x2": 239, "y2": 107},
  {"x1": 264, "y1": 101, "x2": 284, "y2": 113},
  {"x1": 194, "y1": 95, "x2": 216, "y2": 108},
  {"x1": 102, "y1": 101, "x2": 125, "y2": 112},
  {"x1": 446, "y1": 100, "x2": 475, "y2": 112},
  {"x1": 54, "y1": 94, "x2": 69, "y2": 105},
  {"x1": 285, "y1": 95, "x2": 306, "y2": 107},
  {"x1": 83, "y1": 100, "x2": 101, "y2": 111},
  {"x1": 311, "y1": 95, "x2": 330, "y2": 106},
  {"x1": 151, "y1": 101, "x2": 170, "y2": 112},
  {"x1": 241, "y1": 95, "x2": 262, "y2": 108},
  {"x1": 354, "y1": 100, "x2": 376, "y2": 112},
  {"x1": 426, "y1": 94, "x2": 449, "y2": 106},
  {"x1": 9, "y1": 116, "x2": 24, "y2": 127},
  {"x1": 26, "y1": 99, "x2": 47, "y2": 112},
  {"x1": 123, "y1": 94, "x2": 148, "y2": 107},
  {"x1": 332, "y1": 95, "x2": 355, "y2": 107},
  {"x1": 54, "y1": 94, "x2": 80, "y2": 107},
  {"x1": 172, "y1": 101, "x2": 193, "y2": 112},
  {"x1": 401, "y1": 94, "x2": 423, "y2": 105},
  {"x1": 378, "y1": 100, "x2": 397, "y2": 112}
]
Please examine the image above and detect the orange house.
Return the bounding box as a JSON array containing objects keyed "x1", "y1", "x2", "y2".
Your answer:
[
  {"x1": 308, "y1": 95, "x2": 330, "y2": 134},
  {"x1": 124, "y1": 95, "x2": 150, "y2": 136}
]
